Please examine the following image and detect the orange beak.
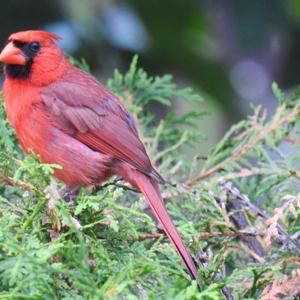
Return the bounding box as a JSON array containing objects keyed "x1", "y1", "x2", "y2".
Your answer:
[{"x1": 0, "y1": 42, "x2": 26, "y2": 65}]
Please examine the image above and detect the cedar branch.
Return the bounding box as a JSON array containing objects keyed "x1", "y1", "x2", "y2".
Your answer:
[{"x1": 186, "y1": 103, "x2": 300, "y2": 185}]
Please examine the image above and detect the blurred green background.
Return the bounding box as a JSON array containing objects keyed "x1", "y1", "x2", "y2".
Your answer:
[{"x1": 1, "y1": 0, "x2": 300, "y2": 153}]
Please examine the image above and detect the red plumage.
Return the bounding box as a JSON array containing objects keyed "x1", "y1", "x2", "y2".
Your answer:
[{"x1": 0, "y1": 30, "x2": 198, "y2": 279}]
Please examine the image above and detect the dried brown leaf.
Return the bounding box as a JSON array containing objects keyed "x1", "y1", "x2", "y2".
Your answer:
[{"x1": 260, "y1": 270, "x2": 300, "y2": 300}]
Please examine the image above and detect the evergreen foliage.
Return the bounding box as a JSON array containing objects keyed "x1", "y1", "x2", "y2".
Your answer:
[{"x1": 0, "y1": 57, "x2": 299, "y2": 299}]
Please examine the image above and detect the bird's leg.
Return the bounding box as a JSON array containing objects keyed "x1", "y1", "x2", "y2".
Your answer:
[
  {"x1": 45, "y1": 183, "x2": 82, "y2": 236},
  {"x1": 45, "y1": 180, "x2": 61, "y2": 211},
  {"x1": 59, "y1": 186, "x2": 80, "y2": 206}
]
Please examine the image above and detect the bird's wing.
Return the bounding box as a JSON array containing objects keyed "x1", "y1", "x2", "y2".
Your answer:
[{"x1": 41, "y1": 66, "x2": 158, "y2": 179}]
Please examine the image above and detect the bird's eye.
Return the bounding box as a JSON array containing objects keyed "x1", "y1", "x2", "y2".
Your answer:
[{"x1": 30, "y1": 41, "x2": 40, "y2": 52}]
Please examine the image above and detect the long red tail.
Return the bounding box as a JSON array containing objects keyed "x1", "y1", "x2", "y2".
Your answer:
[{"x1": 120, "y1": 166, "x2": 198, "y2": 280}]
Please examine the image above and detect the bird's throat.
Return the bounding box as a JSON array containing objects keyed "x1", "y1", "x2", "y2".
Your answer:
[{"x1": 4, "y1": 59, "x2": 33, "y2": 79}]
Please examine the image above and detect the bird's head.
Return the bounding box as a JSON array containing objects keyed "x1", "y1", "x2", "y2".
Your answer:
[{"x1": 0, "y1": 30, "x2": 69, "y2": 84}]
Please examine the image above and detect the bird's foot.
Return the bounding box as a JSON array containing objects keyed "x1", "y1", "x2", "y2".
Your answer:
[{"x1": 59, "y1": 186, "x2": 80, "y2": 206}]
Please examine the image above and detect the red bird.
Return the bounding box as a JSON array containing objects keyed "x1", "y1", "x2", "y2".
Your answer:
[{"x1": 0, "y1": 30, "x2": 198, "y2": 279}]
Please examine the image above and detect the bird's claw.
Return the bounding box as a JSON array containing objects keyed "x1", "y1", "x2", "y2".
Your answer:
[{"x1": 59, "y1": 186, "x2": 79, "y2": 206}]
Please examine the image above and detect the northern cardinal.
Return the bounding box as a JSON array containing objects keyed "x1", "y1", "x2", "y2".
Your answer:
[{"x1": 0, "y1": 30, "x2": 198, "y2": 279}]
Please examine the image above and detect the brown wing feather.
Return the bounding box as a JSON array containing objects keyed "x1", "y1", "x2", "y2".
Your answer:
[
  {"x1": 76, "y1": 114, "x2": 152, "y2": 174},
  {"x1": 41, "y1": 66, "x2": 156, "y2": 178}
]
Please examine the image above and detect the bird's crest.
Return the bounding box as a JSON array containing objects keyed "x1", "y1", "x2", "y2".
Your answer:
[{"x1": 8, "y1": 30, "x2": 61, "y2": 44}]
